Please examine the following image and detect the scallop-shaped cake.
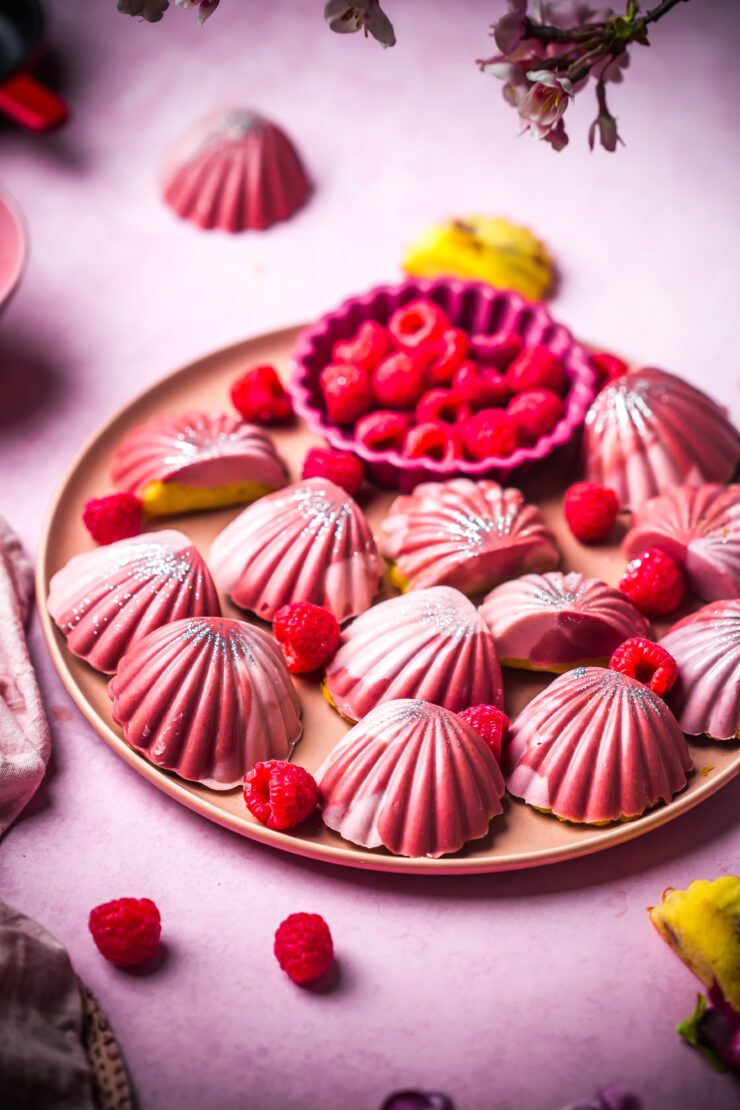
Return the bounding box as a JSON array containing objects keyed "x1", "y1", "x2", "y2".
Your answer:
[
  {"x1": 161, "y1": 108, "x2": 310, "y2": 232},
  {"x1": 380, "y1": 478, "x2": 559, "y2": 595},
  {"x1": 210, "y1": 477, "x2": 381, "y2": 623},
  {"x1": 47, "y1": 530, "x2": 221, "y2": 674},
  {"x1": 109, "y1": 617, "x2": 302, "y2": 789},
  {"x1": 623, "y1": 483, "x2": 740, "y2": 601},
  {"x1": 316, "y1": 699, "x2": 505, "y2": 858},
  {"x1": 659, "y1": 599, "x2": 740, "y2": 739},
  {"x1": 582, "y1": 368, "x2": 740, "y2": 510},
  {"x1": 480, "y1": 571, "x2": 651, "y2": 672},
  {"x1": 505, "y1": 667, "x2": 692, "y2": 824},
  {"x1": 324, "y1": 586, "x2": 503, "y2": 722},
  {"x1": 111, "y1": 410, "x2": 288, "y2": 516}
]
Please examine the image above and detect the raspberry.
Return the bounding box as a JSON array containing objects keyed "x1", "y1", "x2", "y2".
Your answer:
[
  {"x1": 274, "y1": 912, "x2": 333, "y2": 985},
  {"x1": 459, "y1": 409, "x2": 520, "y2": 461},
  {"x1": 591, "y1": 350, "x2": 629, "y2": 388},
  {"x1": 505, "y1": 346, "x2": 569, "y2": 396},
  {"x1": 83, "y1": 493, "x2": 142, "y2": 545},
  {"x1": 88, "y1": 897, "x2": 161, "y2": 967},
  {"x1": 459, "y1": 704, "x2": 510, "y2": 762},
  {"x1": 332, "y1": 320, "x2": 391, "y2": 372},
  {"x1": 319, "y1": 362, "x2": 373, "y2": 425},
  {"x1": 452, "y1": 362, "x2": 509, "y2": 410},
  {"x1": 609, "y1": 637, "x2": 679, "y2": 698},
  {"x1": 372, "y1": 351, "x2": 427, "y2": 410},
  {"x1": 619, "y1": 548, "x2": 686, "y2": 617},
  {"x1": 563, "y1": 481, "x2": 619, "y2": 543},
  {"x1": 273, "y1": 601, "x2": 341, "y2": 673},
  {"x1": 424, "y1": 327, "x2": 469, "y2": 386},
  {"x1": 402, "y1": 422, "x2": 459, "y2": 464},
  {"x1": 355, "y1": 410, "x2": 412, "y2": 453},
  {"x1": 243, "y1": 760, "x2": 319, "y2": 830},
  {"x1": 388, "y1": 299, "x2": 449, "y2": 351},
  {"x1": 302, "y1": 447, "x2": 364, "y2": 495},
  {"x1": 230, "y1": 364, "x2": 293, "y2": 424},
  {"x1": 471, "y1": 332, "x2": 524, "y2": 372},
  {"x1": 415, "y1": 388, "x2": 471, "y2": 426},
  {"x1": 507, "y1": 389, "x2": 565, "y2": 444}
]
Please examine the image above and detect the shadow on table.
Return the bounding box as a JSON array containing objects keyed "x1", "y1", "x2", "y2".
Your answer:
[{"x1": 0, "y1": 324, "x2": 66, "y2": 430}]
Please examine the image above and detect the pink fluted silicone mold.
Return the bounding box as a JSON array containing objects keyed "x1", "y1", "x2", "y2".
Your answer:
[
  {"x1": 660, "y1": 599, "x2": 740, "y2": 739},
  {"x1": 289, "y1": 279, "x2": 596, "y2": 491}
]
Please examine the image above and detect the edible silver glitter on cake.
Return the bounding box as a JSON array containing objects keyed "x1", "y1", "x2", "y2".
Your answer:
[
  {"x1": 291, "y1": 483, "x2": 352, "y2": 541},
  {"x1": 439, "y1": 502, "x2": 517, "y2": 552},
  {"x1": 160, "y1": 415, "x2": 259, "y2": 473},
  {"x1": 570, "y1": 666, "x2": 667, "y2": 717},
  {"x1": 585, "y1": 373, "x2": 677, "y2": 437},
  {"x1": 417, "y1": 594, "x2": 477, "y2": 641},
  {"x1": 179, "y1": 618, "x2": 257, "y2": 667}
]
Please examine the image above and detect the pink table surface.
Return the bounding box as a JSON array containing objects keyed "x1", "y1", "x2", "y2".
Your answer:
[{"x1": 2, "y1": 2, "x2": 740, "y2": 1108}]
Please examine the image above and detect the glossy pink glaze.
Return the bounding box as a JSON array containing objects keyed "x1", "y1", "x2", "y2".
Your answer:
[
  {"x1": 316, "y1": 699, "x2": 505, "y2": 858},
  {"x1": 622, "y1": 483, "x2": 740, "y2": 601},
  {"x1": 480, "y1": 571, "x2": 650, "y2": 671},
  {"x1": 505, "y1": 667, "x2": 692, "y2": 824},
  {"x1": 325, "y1": 586, "x2": 503, "y2": 721},
  {"x1": 660, "y1": 599, "x2": 740, "y2": 739},
  {"x1": 108, "y1": 616, "x2": 302, "y2": 789},
  {"x1": 46, "y1": 530, "x2": 221, "y2": 674}
]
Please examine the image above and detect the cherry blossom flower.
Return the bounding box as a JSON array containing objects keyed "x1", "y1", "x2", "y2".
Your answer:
[
  {"x1": 520, "y1": 69, "x2": 574, "y2": 136},
  {"x1": 324, "y1": 0, "x2": 396, "y2": 47},
  {"x1": 494, "y1": 0, "x2": 529, "y2": 53},
  {"x1": 175, "y1": 0, "x2": 220, "y2": 25},
  {"x1": 117, "y1": 0, "x2": 169, "y2": 21}
]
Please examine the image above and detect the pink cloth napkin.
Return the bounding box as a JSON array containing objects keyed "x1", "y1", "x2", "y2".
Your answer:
[{"x1": 0, "y1": 516, "x2": 50, "y2": 836}]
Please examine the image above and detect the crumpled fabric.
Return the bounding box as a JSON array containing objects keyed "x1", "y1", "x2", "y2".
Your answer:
[{"x1": 0, "y1": 516, "x2": 50, "y2": 836}]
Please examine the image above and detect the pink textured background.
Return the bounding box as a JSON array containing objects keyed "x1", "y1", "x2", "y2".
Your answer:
[{"x1": 3, "y1": 2, "x2": 740, "y2": 1107}]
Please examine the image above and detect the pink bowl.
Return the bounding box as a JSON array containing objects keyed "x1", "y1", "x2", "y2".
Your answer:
[
  {"x1": 289, "y1": 279, "x2": 596, "y2": 491},
  {"x1": 0, "y1": 191, "x2": 26, "y2": 314}
]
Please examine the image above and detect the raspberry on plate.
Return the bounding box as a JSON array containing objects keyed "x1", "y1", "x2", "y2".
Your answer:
[
  {"x1": 402, "y1": 422, "x2": 459, "y2": 464},
  {"x1": 274, "y1": 912, "x2": 334, "y2": 985},
  {"x1": 609, "y1": 637, "x2": 679, "y2": 698},
  {"x1": 302, "y1": 447, "x2": 364, "y2": 495},
  {"x1": 424, "y1": 327, "x2": 469, "y2": 386},
  {"x1": 458, "y1": 704, "x2": 510, "y2": 762},
  {"x1": 273, "y1": 600, "x2": 341, "y2": 673},
  {"x1": 88, "y1": 897, "x2": 161, "y2": 967},
  {"x1": 319, "y1": 362, "x2": 373, "y2": 425},
  {"x1": 230, "y1": 364, "x2": 293, "y2": 424},
  {"x1": 619, "y1": 548, "x2": 686, "y2": 617},
  {"x1": 387, "y1": 299, "x2": 449, "y2": 351},
  {"x1": 563, "y1": 481, "x2": 619, "y2": 543},
  {"x1": 82, "y1": 493, "x2": 142, "y2": 545},
  {"x1": 505, "y1": 346, "x2": 568, "y2": 396},
  {"x1": 372, "y1": 351, "x2": 427, "y2": 410},
  {"x1": 507, "y1": 388, "x2": 565, "y2": 444},
  {"x1": 415, "y1": 388, "x2": 471, "y2": 426},
  {"x1": 332, "y1": 320, "x2": 391, "y2": 371},
  {"x1": 459, "y1": 409, "x2": 520, "y2": 461},
  {"x1": 243, "y1": 760, "x2": 319, "y2": 830},
  {"x1": 471, "y1": 332, "x2": 524, "y2": 372},
  {"x1": 355, "y1": 410, "x2": 412, "y2": 453},
  {"x1": 452, "y1": 362, "x2": 508, "y2": 410},
  {"x1": 591, "y1": 350, "x2": 629, "y2": 388}
]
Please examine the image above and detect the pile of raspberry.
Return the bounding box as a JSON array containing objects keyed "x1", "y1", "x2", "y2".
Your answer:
[{"x1": 318, "y1": 299, "x2": 571, "y2": 465}]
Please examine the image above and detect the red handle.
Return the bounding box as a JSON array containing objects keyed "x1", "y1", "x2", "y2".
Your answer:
[{"x1": 0, "y1": 73, "x2": 67, "y2": 132}]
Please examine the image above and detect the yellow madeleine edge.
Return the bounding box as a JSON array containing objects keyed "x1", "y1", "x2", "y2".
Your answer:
[{"x1": 141, "y1": 479, "x2": 275, "y2": 517}]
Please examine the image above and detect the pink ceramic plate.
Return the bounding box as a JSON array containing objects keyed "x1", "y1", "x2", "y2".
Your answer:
[
  {"x1": 0, "y1": 190, "x2": 26, "y2": 312},
  {"x1": 36, "y1": 325, "x2": 740, "y2": 874}
]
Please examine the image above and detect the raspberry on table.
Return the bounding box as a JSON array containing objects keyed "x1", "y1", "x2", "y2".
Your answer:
[
  {"x1": 591, "y1": 350, "x2": 629, "y2": 388},
  {"x1": 458, "y1": 704, "x2": 510, "y2": 762},
  {"x1": 372, "y1": 351, "x2": 427, "y2": 410},
  {"x1": 230, "y1": 364, "x2": 293, "y2": 424},
  {"x1": 563, "y1": 481, "x2": 619, "y2": 543},
  {"x1": 243, "y1": 760, "x2": 319, "y2": 830},
  {"x1": 82, "y1": 493, "x2": 142, "y2": 545},
  {"x1": 88, "y1": 897, "x2": 161, "y2": 967},
  {"x1": 274, "y1": 912, "x2": 334, "y2": 985},
  {"x1": 332, "y1": 320, "x2": 391, "y2": 372},
  {"x1": 402, "y1": 422, "x2": 459, "y2": 463},
  {"x1": 609, "y1": 637, "x2": 678, "y2": 698},
  {"x1": 388, "y1": 299, "x2": 449, "y2": 351},
  {"x1": 415, "y1": 388, "x2": 471, "y2": 426},
  {"x1": 505, "y1": 346, "x2": 568, "y2": 396},
  {"x1": 619, "y1": 548, "x2": 686, "y2": 617},
  {"x1": 452, "y1": 362, "x2": 509, "y2": 409},
  {"x1": 424, "y1": 327, "x2": 469, "y2": 386},
  {"x1": 471, "y1": 332, "x2": 524, "y2": 372},
  {"x1": 319, "y1": 362, "x2": 373, "y2": 425},
  {"x1": 302, "y1": 447, "x2": 364, "y2": 495},
  {"x1": 355, "y1": 410, "x2": 412, "y2": 453},
  {"x1": 507, "y1": 388, "x2": 565, "y2": 444},
  {"x1": 273, "y1": 601, "x2": 341, "y2": 673},
  {"x1": 459, "y1": 408, "x2": 520, "y2": 461}
]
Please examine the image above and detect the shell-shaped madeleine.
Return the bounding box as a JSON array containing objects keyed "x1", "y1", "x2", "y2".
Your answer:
[
  {"x1": 505, "y1": 667, "x2": 692, "y2": 824},
  {"x1": 659, "y1": 599, "x2": 740, "y2": 739},
  {"x1": 47, "y1": 531, "x2": 221, "y2": 674},
  {"x1": 380, "y1": 478, "x2": 559, "y2": 595},
  {"x1": 108, "y1": 617, "x2": 302, "y2": 789},
  {"x1": 325, "y1": 586, "x2": 503, "y2": 722},
  {"x1": 623, "y1": 483, "x2": 740, "y2": 601},
  {"x1": 161, "y1": 108, "x2": 310, "y2": 232},
  {"x1": 209, "y1": 477, "x2": 382, "y2": 623},
  {"x1": 480, "y1": 571, "x2": 650, "y2": 672},
  {"x1": 582, "y1": 369, "x2": 740, "y2": 511},
  {"x1": 316, "y1": 699, "x2": 505, "y2": 858}
]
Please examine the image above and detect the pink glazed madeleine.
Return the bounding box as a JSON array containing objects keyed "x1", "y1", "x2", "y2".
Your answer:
[
  {"x1": 324, "y1": 586, "x2": 503, "y2": 722},
  {"x1": 111, "y1": 410, "x2": 288, "y2": 517},
  {"x1": 582, "y1": 368, "x2": 740, "y2": 511},
  {"x1": 622, "y1": 483, "x2": 740, "y2": 602},
  {"x1": 209, "y1": 477, "x2": 381, "y2": 623},
  {"x1": 316, "y1": 699, "x2": 505, "y2": 858},
  {"x1": 47, "y1": 530, "x2": 221, "y2": 674},
  {"x1": 505, "y1": 667, "x2": 692, "y2": 824},
  {"x1": 109, "y1": 617, "x2": 302, "y2": 789},
  {"x1": 660, "y1": 599, "x2": 740, "y2": 739},
  {"x1": 479, "y1": 571, "x2": 650, "y2": 673},
  {"x1": 380, "y1": 478, "x2": 559, "y2": 595}
]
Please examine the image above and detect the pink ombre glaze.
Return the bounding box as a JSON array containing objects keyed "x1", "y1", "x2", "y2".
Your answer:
[
  {"x1": 316, "y1": 699, "x2": 505, "y2": 858},
  {"x1": 209, "y1": 477, "x2": 381, "y2": 623},
  {"x1": 325, "y1": 586, "x2": 503, "y2": 722},
  {"x1": 622, "y1": 483, "x2": 740, "y2": 601},
  {"x1": 505, "y1": 667, "x2": 692, "y2": 824},
  {"x1": 111, "y1": 410, "x2": 288, "y2": 495},
  {"x1": 47, "y1": 530, "x2": 221, "y2": 674},
  {"x1": 380, "y1": 478, "x2": 559, "y2": 594},
  {"x1": 582, "y1": 369, "x2": 740, "y2": 511},
  {"x1": 660, "y1": 599, "x2": 740, "y2": 739},
  {"x1": 108, "y1": 617, "x2": 302, "y2": 789},
  {"x1": 480, "y1": 571, "x2": 650, "y2": 671}
]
